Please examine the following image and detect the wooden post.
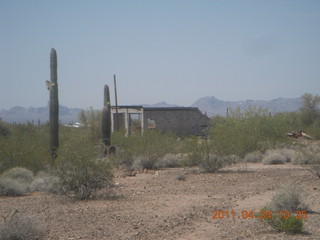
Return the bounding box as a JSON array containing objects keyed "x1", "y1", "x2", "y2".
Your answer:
[{"x1": 114, "y1": 74, "x2": 120, "y2": 131}]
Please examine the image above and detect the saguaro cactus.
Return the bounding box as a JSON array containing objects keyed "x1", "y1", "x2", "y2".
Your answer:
[
  {"x1": 49, "y1": 48, "x2": 59, "y2": 159},
  {"x1": 102, "y1": 84, "x2": 111, "y2": 148}
]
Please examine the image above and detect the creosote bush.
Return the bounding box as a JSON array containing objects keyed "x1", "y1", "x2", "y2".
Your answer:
[
  {"x1": 188, "y1": 140, "x2": 239, "y2": 172},
  {"x1": 113, "y1": 130, "x2": 177, "y2": 170},
  {"x1": 55, "y1": 129, "x2": 113, "y2": 200},
  {"x1": 209, "y1": 108, "x2": 290, "y2": 157},
  {"x1": 0, "y1": 124, "x2": 49, "y2": 173},
  {"x1": 257, "y1": 209, "x2": 303, "y2": 234}
]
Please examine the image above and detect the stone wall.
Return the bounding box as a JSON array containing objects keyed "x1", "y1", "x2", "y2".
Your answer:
[{"x1": 143, "y1": 107, "x2": 209, "y2": 137}]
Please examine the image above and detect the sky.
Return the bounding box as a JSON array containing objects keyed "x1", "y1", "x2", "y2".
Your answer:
[{"x1": 0, "y1": 0, "x2": 319, "y2": 110}]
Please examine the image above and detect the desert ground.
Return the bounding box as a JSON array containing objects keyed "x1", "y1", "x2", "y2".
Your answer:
[{"x1": 1, "y1": 163, "x2": 319, "y2": 240}]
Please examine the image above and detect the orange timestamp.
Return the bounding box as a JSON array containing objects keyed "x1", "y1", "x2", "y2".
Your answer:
[{"x1": 212, "y1": 210, "x2": 308, "y2": 220}]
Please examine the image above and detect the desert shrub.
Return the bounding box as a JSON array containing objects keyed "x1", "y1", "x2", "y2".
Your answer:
[
  {"x1": 198, "y1": 153, "x2": 239, "y2": 172},
  {"x1": 284, "y1": 148, "x2": 300, "y2": 162},
  {"x1": 111, "y1": 130, "x2": 140, "y2": 168},
  {"x1": 0, "y1": 124, "x2": 49, "y2": 173},
  {"x1": 0, "y1": 210, "x2": 43, "y2": 240},
  {"x1": 55, "y1": 131, "x2": 113, "y2": 200},
  {"x1": 0, "y1": 178, "x2": 28, "y2": 196},
  {"x1": 30, "y1": 171, "x2": 60, "y2": 193},
  {"x1": 0, "y1": 168, "x2": 60, "y2": 195},
  {"x1": 268, "y1": 183, "x2": 308, "y2": 212},
  {"x1": 300, "y1": 93, "x2": 320, "y2": 127},
  {"x1": 175, "y1": 173, "x2": 186, "y2": 181},
  {"x1": 0, "y1": 167, "x2": 34, "y2": 183},
  {"x1": 258, "y1": 209, "x2": 303, "y2": 234},
  {"x1": 0, "y1": 168, "x2": 34, "y2": 196},
  {"x1": 307, "y1": 165, "x2": 320, "y2": 179},
  {"x1": 155, "y1": 153, "x2": 187, "y2": 168},
  {"x1": 243, "y1": 151, "x2": 264, "y2": 163},
  {"x1": 113, "y1": 130, "x2": 177, "y2": 170},
  {"x1": 292, "y1": 144, "x2": 320, "y2": 165},
  {"x1": 262, "y1": 151, "x2": 286, "y2": 165},
  {"x1": 81, "y1": 107, "x2": 102, "y2": 141},
  {"x1": 0, "y1": 123, "x2": 10, "y2": 137},
  {"x1": 187, "y1": 139, "x2": 239, "y2": 172},
  {"x1": 291, "y1": 143, "x2": 320, "y2": 179},
  {"x1": 270, "y1": 215, "x2": 303, "y2": 233},
  {"x1": 267, "y1": 148, "x2": 299, "y2": 163},
  {"x1": 209, "y1": 108, "x2": 290, "y2": 157},
  {"x1": 132, "y1": 155, "x2": 155, "y2": 170}
]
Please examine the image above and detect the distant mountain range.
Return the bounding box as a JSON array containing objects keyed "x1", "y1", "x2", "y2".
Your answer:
[
  {"x1": 0, "y1": 105, "x2": 83, "y2": 124},
  {"x1": 142, "y1": 101, "x2": 180, "y2": 108},
  {"x1": 0, "y1": 97, "x2": 303, "y2": 123},
  {"x1": 192, "y1": 96, "x2": 302, "y2": 117}
]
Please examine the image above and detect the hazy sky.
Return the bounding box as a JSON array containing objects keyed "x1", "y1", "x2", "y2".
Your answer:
[{"x1": 0, "y1": 0, "x2": 319, "y2": 109}]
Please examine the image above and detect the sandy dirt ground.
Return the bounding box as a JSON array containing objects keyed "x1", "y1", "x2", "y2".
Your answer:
[{"x1": 0, "y1": 163, "x2": 319, "y2": 240}]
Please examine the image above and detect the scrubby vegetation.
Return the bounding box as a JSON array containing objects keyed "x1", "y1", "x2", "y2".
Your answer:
[
  {"x1": 257, "y1": 183, "x2": 308, "y2": 234},
  {"x1": 0, "y1": 168, "x2": 34, "y2": 196},
  {"x1": 0, "y1": 93, "x2": 319, "y2": 202},
  {"x1": 112, "y1": 130, "x2": 177, "y2": 170},
  {"x1": 55, "y1": 129, "x2": 113, "y2": 200},
  {"x1": 268, "y1": 183, "x2": 308, "y2": 212},
  {"x1": 0, "y1": 210, "x2": 43, "y2": 240},
  {"x1": 258, "y1": 210, "x2": 304, "y2": 234}
]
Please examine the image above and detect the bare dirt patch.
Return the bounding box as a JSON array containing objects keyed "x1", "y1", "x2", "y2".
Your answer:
[{"x1": 0, "y1": 163, "x2": 319, "y2": 240}]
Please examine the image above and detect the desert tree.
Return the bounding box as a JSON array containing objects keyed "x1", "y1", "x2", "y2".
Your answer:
[{"x1": 300, "y1": 93, "x2": 320, "y2": 126}]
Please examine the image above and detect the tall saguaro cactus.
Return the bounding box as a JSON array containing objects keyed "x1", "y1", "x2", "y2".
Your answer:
[
  {"x1": 49, "y1": 48, "x2": 59, "y2": 159},
  {"x1": 102, "y1": 84, "x2": 111, "y2": 150}
]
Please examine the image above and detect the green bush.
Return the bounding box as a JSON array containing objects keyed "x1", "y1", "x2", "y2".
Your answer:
[
  {"x1": 0, "y1": 124, "x2": 49, "y2": 173},
  {"x1": 113, "y1": 130, "x2": 177, "y2": 170},
  {"x1": 209, "y1": 108, "x2": 291, "y2": 157},
  {"x1": 188, "y1": 140, "x2": 239, "y2": 172},
  {"x1": 0, "y1": 122, "x2": 10, "y2": 137},
  {"x1": 259, "y1": 210, "x2": 303, "y2": 234},
  {"x1": 55, "y1": 130, "x2": 113, "y2": 200}
]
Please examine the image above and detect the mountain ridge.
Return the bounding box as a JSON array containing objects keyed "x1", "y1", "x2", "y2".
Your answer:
[
  {"x1": 0, "y1": 97, "x2": 303, "y2": 123},
  {"x1": 192, "y1": 96, "x2": 302, "y2": 116},
  {"x1": 0, "y1": 105, "x2": 83, "y2": 124}
]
